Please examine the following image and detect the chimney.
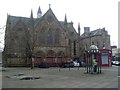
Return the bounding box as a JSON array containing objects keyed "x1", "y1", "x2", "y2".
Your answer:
[{"x1": 84, "y1": 27, "x2": 90, "y2": 33}]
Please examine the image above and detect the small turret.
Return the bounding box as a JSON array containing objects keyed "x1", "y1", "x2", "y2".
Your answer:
[
  {"x1": 64, "y1": 14, "x2": 67, "y2": 26},
  {"x1": 37, "y1": 6, "x2": 42, "y2": 18},
  {"x1": 29, "y1": 10, "x2": 34, "y2": 30},
  {"x1": 78, "y1": 23, "x2": 81, "y2": 36},
  {"x1": 30, "y1": 9, "x2": 33, "y2": 19},
  {"x1": 64, "y1": 14, "x2": 67, "y2": 23}
]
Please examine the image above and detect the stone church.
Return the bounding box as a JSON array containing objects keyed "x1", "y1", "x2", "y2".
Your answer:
[
  {"x1": 3, "y1": 6, "x2": 81, "y2": 66},
  {"x1": 3, "y1": 5, "x2": 111, "y2": 67}
]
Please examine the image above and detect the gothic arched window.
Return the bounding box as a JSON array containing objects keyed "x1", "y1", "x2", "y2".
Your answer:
[
  {"x1": 38, "y1": 29, "x2": 45, "y2": 45},
  {"x1": 47, "y1": 29, "x2": 53, "y2": 45},
  {"x1": 69, "y1": 39, "x2": 71, "y2": 46},
  {"x1": 41, "y1": 30, "x2": 45, "y2": 44},
  {"x1": 73, "y1": 41, "x2": 76, "y2": 56},
  {"x1": 55, "y1": 30, "x2": 60, "y2": 45}
]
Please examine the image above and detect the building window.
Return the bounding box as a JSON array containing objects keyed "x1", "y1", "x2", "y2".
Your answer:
[
  {"x1": 47, "y1": 29, "x2": 53, "y2": 45},
  {"x1": 69, "y1": 39, "x2": 71, "y2": 47},
  {"x1": 55, "y1": 30, "x2": 60, "y2": 45},
  {"x1": 103, "y1": 42, "x2": 106, "y2": 49},
  {"x1": 69, "y1": 39, "x2": 72, "y2": 56},
  {"x1": 38, "y1": 29, "x2": 45, "y2": 45},
  {"x1": 73, "y1": 41, "x2": 76, "y2": 57},
  {"x1": 47, "y1": 15, "x2": 53, "y2": 22},
  {"x1": 85, "y1": 44, "x2": 87, "y2": 50}
]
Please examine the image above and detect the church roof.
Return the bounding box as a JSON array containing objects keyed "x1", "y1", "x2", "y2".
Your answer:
[
  {"x1": 35, "y1": 7, "x2": 77, "y2": 34},
  {"x1": 7, "y1": 7, "x2": 77, "y2": 36},
  {"x1": 60, "y1": 22, "x2": 77, "y2": 34},
  {"x1": 7, "y1": 15, "x2": 39, "y2": 29},
  {"x1": 34, "y1": 7, "x2": 64, "y2": 30}
]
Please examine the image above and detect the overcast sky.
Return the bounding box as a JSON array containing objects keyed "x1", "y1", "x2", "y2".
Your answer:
[{"x1": 0, "y1": 0, "x2": 119, "y2": 50}]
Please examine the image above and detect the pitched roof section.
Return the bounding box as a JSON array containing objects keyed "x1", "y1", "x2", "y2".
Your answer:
[
  {"x1": 35, "y1": 8, "x2": 64, "y2": 30},
  {"x1": 7, "y1": 8, "x2": 77, "y2": 34},
  {"x1": 43, "y1": 8, "x2": 59, "y2": 23},
  {"x1": 60, "y1": 21, "x2": 77, "y2": 34},
  {"x1": 81, "y1": 28, "x2": 110, "y2": 38},
  {"x1": 67, "y1": 22, "x2": 77, "y2": 34},
  {"x1": 8, "y1": 15, "x2": 38, "y2": 29}
]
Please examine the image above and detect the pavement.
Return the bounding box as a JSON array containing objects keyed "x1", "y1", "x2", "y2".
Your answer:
[{"x1": 1, "y1": 65, "x2": 119, "y2": 88}]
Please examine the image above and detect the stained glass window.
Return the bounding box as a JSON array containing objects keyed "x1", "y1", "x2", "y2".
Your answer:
[
  {"x1": 47, "y1": 29, "x2": 53, "y2": 45},
  {"x1": 38, "y1": 29, "x2": 45, "y2": 45},
  {"x1": 55, "y1": 30, "x2": 59, "y2": 45}
]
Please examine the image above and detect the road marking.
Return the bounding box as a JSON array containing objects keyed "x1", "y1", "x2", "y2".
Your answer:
[{"x1": 117, "y1": 76, "x2": 120, "y2": 77}]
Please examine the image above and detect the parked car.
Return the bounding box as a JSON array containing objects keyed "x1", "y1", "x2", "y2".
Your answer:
[
  {"x1": 0, "y1": 61, "x2": 2, "y2": 67},
  {"x1": 114, "y1": 61, "x2": 120, "y2": 66},
  {"x1": 77, "y1": 60, "x2": 86, "y2": 67},
  {"x1": 81, "y1": 61, "x2": 86, "y2": 67},
  {"x1": 59, "y1": 62, "x2": 74, "y2": 68},
  {"x1": 112, "y1": 61, "x2": 116, "y2": 65},
  {"x1": 73, "y1": 61, "x2": 80, "y2": 67},
  {"x1": 112, "y1": 60, "x2": 120, "y2": 66},
  {"x1": 38, "y1": 62, "x2": 49, "y2": 68}
]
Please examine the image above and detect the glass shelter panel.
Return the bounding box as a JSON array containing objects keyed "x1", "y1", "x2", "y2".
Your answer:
[{"x1": 101, "y1": 53, "x2": 108, "y2": 64}]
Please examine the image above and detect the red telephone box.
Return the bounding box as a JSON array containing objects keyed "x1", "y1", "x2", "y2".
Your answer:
[{"x1": 99, "y1": 49, "x2": 112, "y2": 67}]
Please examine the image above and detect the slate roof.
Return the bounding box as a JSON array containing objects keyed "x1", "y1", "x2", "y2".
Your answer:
[
  {"x1": 7, "y1": 8, "x2": 77, "y2": 36},
  {"x1": 81, "y1": 28, "x2": 110, "y2": 38},
  {"x1": 59, "y1": 21, "x2": 77, "y2": 34},
  {"x1": 8, "y1": 15, "x2": 39, "y2": 29}
]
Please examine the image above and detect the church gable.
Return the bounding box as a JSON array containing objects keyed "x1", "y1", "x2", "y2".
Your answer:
[
  {"x1": 35, "y1": 8, "x2": 63, "y2": 31},
  {"x1": 34, "y1": 8, "x2": 66, "y2": 47}
]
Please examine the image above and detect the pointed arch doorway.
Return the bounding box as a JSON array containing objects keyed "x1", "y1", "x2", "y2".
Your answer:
[
  {"x1": 56, "y1": 51, "x2": 65, "y2": 65},
  {"x1": 34, "y1": 51, "x2": 45, "y2": 67},
  {"x1": 46, "y1": 50, "x2": 56, "y2": 67}
]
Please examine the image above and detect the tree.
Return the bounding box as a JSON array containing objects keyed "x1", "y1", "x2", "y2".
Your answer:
[{"x1": 23, "y1": 10, "x2": 36, "y2": 69}]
